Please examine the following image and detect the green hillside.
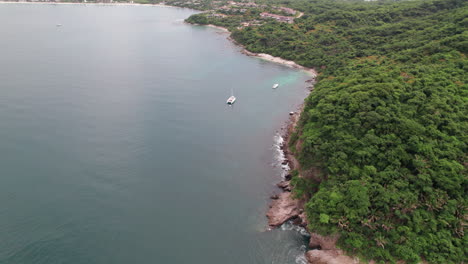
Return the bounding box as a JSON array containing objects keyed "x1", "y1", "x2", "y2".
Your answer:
[
  {"x1": 230, "y1": 0, "x2": 467, "y2": 263},
  {"x1": 186, "y1": 0, "x2": 467, "y2": 262}
]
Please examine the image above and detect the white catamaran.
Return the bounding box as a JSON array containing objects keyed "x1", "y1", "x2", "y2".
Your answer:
[{"x1": 226, "y1": 89, "x2": 236, "y2": 105}]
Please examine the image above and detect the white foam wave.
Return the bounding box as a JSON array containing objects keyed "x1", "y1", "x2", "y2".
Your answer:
[
  {"x1": 272, "y1": 133, "x2": 290, "y2": 177},
  {"x1": 294, "y1": 245, "x2": 308, "y2": 264},
  {"x1": 295, "y1": 252, "x2": 308, "y2": 264},
  {"x1": 280, "y1": 221, "x2": 310, "y2": 237}
]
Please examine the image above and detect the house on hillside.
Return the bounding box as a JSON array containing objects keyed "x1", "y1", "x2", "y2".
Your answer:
[
  {"x1": 260, "y1": 12, "x2": 294, "y2": 23},
  {"x1": 208, "y1": 13, "x2": 228, "y2": 18}
]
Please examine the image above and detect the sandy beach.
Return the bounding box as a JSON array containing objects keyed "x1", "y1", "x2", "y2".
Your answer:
[
  {"x1": 205, "y1": 24, "x2": 230, "y2": 32},
  {"x1": 243, "y1": 51, "x2": 317, "y2": 77},
  {"x1": 225, "y1": 35, "x2": 317, "y2": 77}
]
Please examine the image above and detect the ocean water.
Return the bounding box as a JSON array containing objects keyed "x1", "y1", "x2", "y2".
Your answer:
[{"x1": 0, "y1": 4, "x2": 311, "y2": 264}]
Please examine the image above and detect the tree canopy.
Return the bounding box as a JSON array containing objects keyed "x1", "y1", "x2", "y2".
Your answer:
[{"x1": 188, "y1": 0, "x2": 467, "y2": 262}]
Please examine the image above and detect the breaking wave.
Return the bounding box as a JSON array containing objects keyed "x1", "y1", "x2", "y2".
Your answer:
[
  {"x1": 295, "y1": 245, "x2": 308, "y2": 264},
  {"x1": 280, "y1": 220, "x2": 310, "y2": 237},
  {"x1": 272, "y1": 133, "x2": 290, "y2": 177}
]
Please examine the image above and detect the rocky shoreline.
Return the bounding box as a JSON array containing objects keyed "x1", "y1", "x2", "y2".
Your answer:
[
  {"x1": 183, "y1": 19, "x2": 362, "y2": 263},
  {"x1": 194, "y1": 22, "x2": 356, "y2": 263},
  {"x1": 3, "y1": 4, "x2": 356, "y2": 260},
  {"x1": 204, "y1": 23, "x2": 358, "y2": 264},
  {"x1": 200, "y1": 22, "x2": 350, "y2": 262},
  {"x1": 266, "y1": 105, "x2": 307, "y2": 229},
  {"x1": 266, "y1": 104, "x2": 361, "y2": 264}
]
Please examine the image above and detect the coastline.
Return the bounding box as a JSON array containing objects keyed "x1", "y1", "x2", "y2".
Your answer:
[
  {"x1": 1, "y1": 0, "x2": 316, "y2": 77},
  {"x1": 192, "y1": 21, "x2": 348, "y2": 264},
  {"x1": 241, "y1": 50, "x2": 317, "y2": 77},
  {"x1": 270, "y1": 101, "x2": 360, "y2": 264},
  {"x1": 4, "y1": 3, "x2": 457, "y2": 263},
  {"x1": 0, "y1": 1, "x2": 183, "y2": 8},
  {"x1": 186, "y1": 22, "x2": 317, "y2": 77},
  {"x1": 233, "y1": 37, "x2": 317, "y2": 77},
  {"x1": 176, "y1": 18, "x2": 357, "y2": 264},
  {"x1": 3, "y1": 2, "x2": 320, "y2": 261},
  {"x1": 205, "y1": 24, "x2": 230, "y2": 32},
  {"x1": 0, "y1": 1, "x2": 149, "y2": 5}
]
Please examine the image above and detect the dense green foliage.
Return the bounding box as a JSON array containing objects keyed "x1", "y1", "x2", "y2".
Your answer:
[
  {"x1": 300, "y1": 56, "x2": 467, "y2": 263},
  {"x1": 186, "y1": 13, "x2": 250, "y2": 29},
  {"x1": 215, "y1": 0, "x2": 467, "y2": 263}
]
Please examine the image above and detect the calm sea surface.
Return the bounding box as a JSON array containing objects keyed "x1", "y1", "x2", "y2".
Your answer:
[{"x1": 0, "y1": 4, "x2": 311, "y2": 264}]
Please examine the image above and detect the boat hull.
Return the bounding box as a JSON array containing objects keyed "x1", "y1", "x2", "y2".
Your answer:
[{"x1": 226, "y1": 96, "x2": 236, "y2": 105}]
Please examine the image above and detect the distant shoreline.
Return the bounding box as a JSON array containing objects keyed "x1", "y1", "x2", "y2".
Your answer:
[
  {"x1": 0, "y1": 1, "x2": 177, "y2": 7},
  {"x1": 1, "y1": 1, "x2": 316, "y2": 76}
]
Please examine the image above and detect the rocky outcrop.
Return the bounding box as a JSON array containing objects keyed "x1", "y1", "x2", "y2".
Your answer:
[
  {"x1": 305, "y1": 250, "x2": 360, "y2": 264},
  {"x1": 276, "y1": 180, "x2": 292, "y2": 192},
  {"x1": 266, "y1": 97, "x2": 363, "y2": 263},
  {"x1": 298, "y1": 212, "x2": 308, "y2": 227},
  {"x1": 266, "y1": 192, "x2": 301, "y2": 227},
  {"x1": 305, "y1": 232, "x2": 363, "y2": 264},
  {"x1": 308, "y1": 233, "x2": 339, "y2": 250}
]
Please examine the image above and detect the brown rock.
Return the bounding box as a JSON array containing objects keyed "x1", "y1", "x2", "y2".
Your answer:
[
  {"x1": 266, "y1": 192, "x2": 300, "y2": 227},
  {"x1": 298, "y1": 212, "x2": 308, "y2": 227},
  {"x1": 270, "y1": 194, "x2": 279, "y2": 200},
  {"x1": 309, "y1": 233, "x2": 339, "y2": 250},
  {"x1": 305, "y1": 250, "x2": 359, "y2": 264},
  {"x1": 276, "y1": 181, "x2": 291, "y2": 191},
  {"x1": 292, "y1": 217, "x2": 303, "y2": 226}
]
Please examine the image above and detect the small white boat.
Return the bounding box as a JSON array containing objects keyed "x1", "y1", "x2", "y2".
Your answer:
[
  {"x1": 273, "y1": 83, "x2": 279, "y2": 89},
  {"x1": 227, "y1": 95, "x2": 236, "y2": 105},
  {"x1": 226, "y1": 89, "x2": 236, "y2": 105},
  {"x1": 56, "y1": 24, "x2": 62, "y2": 27}
]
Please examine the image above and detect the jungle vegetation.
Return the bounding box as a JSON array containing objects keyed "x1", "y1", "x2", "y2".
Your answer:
[{"x1": 190, "y1": 0, "x2": 467, "y2": 262}]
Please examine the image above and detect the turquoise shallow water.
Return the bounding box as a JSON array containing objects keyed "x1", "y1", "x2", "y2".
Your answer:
[{"x1": 0, "y1": 4, "x2": 311, "y2": 264}]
